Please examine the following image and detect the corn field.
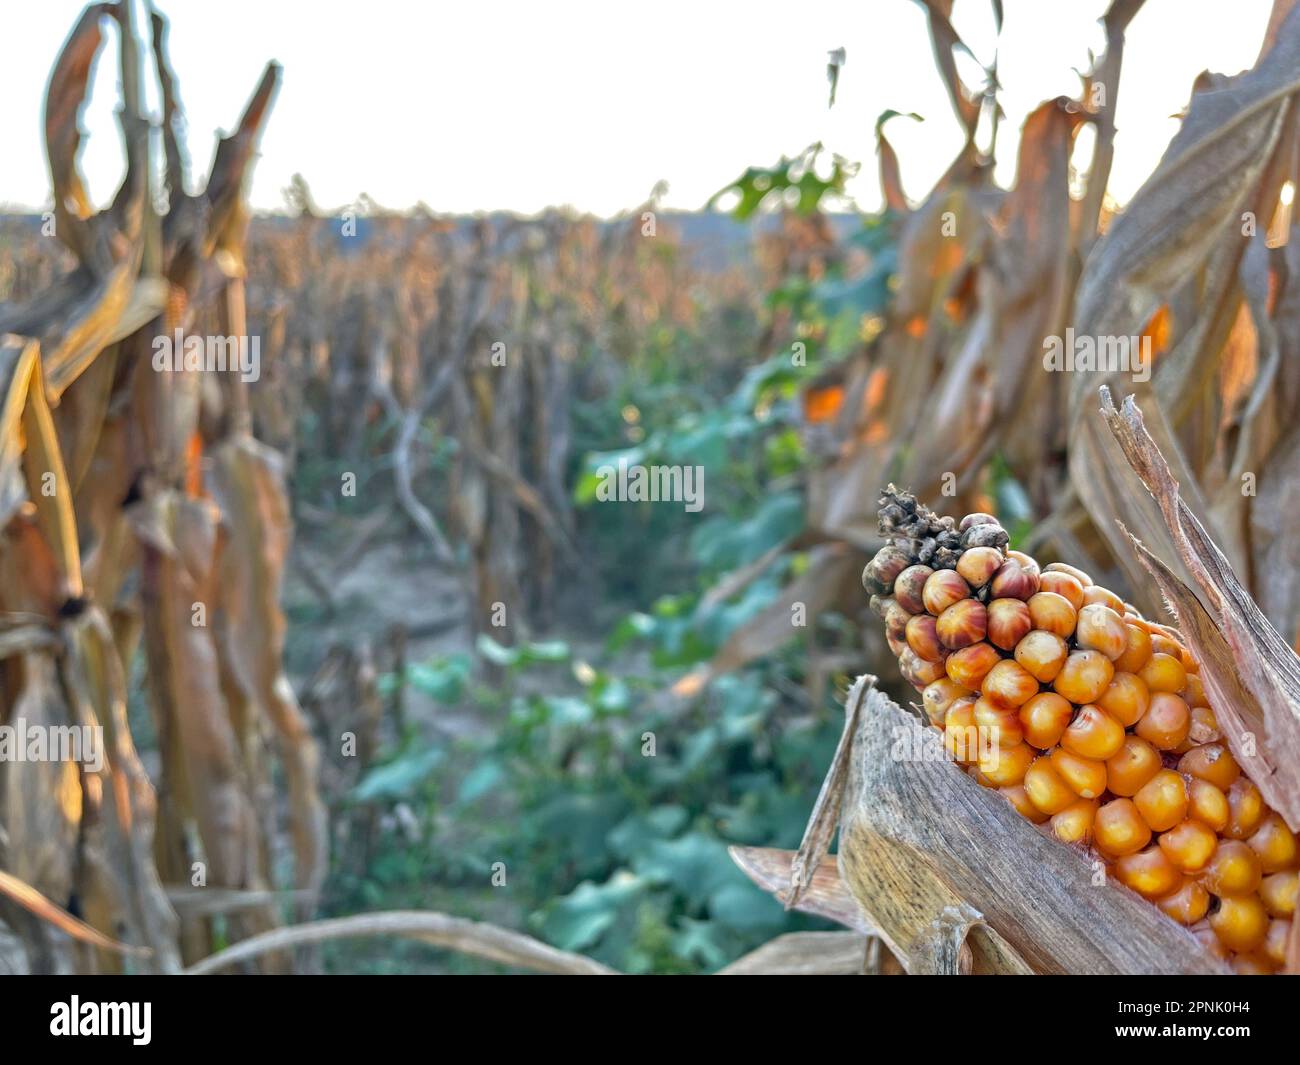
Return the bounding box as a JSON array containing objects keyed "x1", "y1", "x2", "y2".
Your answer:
[{"x1": 1, "y1": 0, "x2": 1300, "y2": 1004}]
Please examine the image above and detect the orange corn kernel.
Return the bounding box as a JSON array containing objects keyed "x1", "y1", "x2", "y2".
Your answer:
[
  {"x1": 946, "y1": 641, "x2": 1002, "y2": 690},
  {"x1": 986, "y1": 598, "x2": 1032, "y2": 651},
  {"x1": 1187, "y1": 778, "x2": 1230, "y2": 833},
  {"x1": 1061, "y1": 705, "x2": 1126, "y2": 761},
  {"x1": 1014, "y1": 630, "x2": 1069, "y2": 683},
  {"x1": 1026, "y1": 592, "x2": 1077, "y2": 639},
  {"x1": 1209, "y1": 895, "x2": 1269, "y2": 953},
  {"x1": 905, "y1": 614, "x2": 945, "y2": 662},
  {"x1": 1001, "y1": 783, "x2": 1049, "y2": 824},
  {"x1": 1133, "y1": 769, "x2": 1189, "y2": 832},
  {"x1": 1115, "y1": 846, "x2": 1182, "y2": 900},
  {"x1": 1095, "y1": 672, "x2": 1149, "y2": 728},
  {"x1": 1106, "y1": 735, "x2": 1162, "y2": 797},
  {"x1": 955, "y1": 546, "x2": 1003, "y2": 589},
  {"x1": 989, "y1": 560, "x2": 1039, "y2": 601},
  {"x1": 1094, "y1": 798, "x2": 1153, "y2": 858},
  {"x1": 1019, "y1": 692, "x2": 1075, "y2": 750},
  {"x1": 1053, "y1": 649, "x2": 1114, "y2": 705},
  {"x1": 1051, "y1": 797, "x2": 1098, "y2": 844},
  {"x1": 1024, "y1": 755, "x2": 1077, "y2": 815},
  {"x1": 1138, "y1": 653, "x2": 1187, "y2": 695},
  {"x1": 1112, "y1": 623, "x2": 1153, "y2": 675},
  {"x1": 922, "y1": 678, "x2": 971, "y2": 728},
  {"x1": 1260, "y1": 871, "x2": 1298, "y2": 918},
  {"x1": 1081, "y1": 584, "x2": 1125, "y2": 613},
  {"x1": 943, "y1": 701, "x2": 979, "y2": 764},
  {"x1": 1158, "y1": 820, "x2": 1218, "y2": 873},
  {"x1": 1050, "y1": 748, "x2": 1108, "y2": 800},
  {"x1": 1224, "y1": 778, "x2": 1266, "y2": 840},
  {"x1": 1038, "y1": 571, "x2": 1084, "y2": 610},
  {"x1": 922, "y1": 569, "x2": 971, "y2": 616},
  {"x1": 1134, "y1": 691, "x2": 1190, "y2": 751},
  {"x1": 977, "y1": 739, "x2": 1034, "y2": 787},
  {"x1": 1075, "y1": 604, "x2": 1128, "y2": 660},
  {"x1": 973, "y1": 696, "x2": 1026, "y2": 748},
  {"x1": 1042, "y1": 561, "x2": 1093, "y2": 586},
  {"x1": 1247, "y1": 813, "x2": 1298, "y2": 874},
  {"x1": 936, "y1": 598, "x2": 988, "y2": 650},
  {"x1": 981, "y1": 659, "x2": 1040, "y2": 709},
  {"x1": 1156, "y1": 878, "x2": 1210, "y2": 925},
  {"x1": 1202, "y1": 840, "x2": 1263, "y2": 896}
]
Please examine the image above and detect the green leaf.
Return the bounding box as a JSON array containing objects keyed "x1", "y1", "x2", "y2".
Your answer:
[{"x1": 352, "y1": 746, "x2": 444, "y2": 802}]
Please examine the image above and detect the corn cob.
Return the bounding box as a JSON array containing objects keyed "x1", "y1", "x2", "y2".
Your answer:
[{"x1": 865, "y1": 486, "x2": 1298, "y2": 974}]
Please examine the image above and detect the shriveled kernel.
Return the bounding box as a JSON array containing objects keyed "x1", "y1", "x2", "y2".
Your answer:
[
  {"x1": 1187, "y1": 778, "x2": 1230, "y2": 833},
  {"x1": 1075, "y1": 603, "x2": 1128, "y2": 660},
  {"x1": 1105, "y1": 735, "x2": 1162, "y2": 797},
  {"x1": 1053, "y1": 649, "x2": 1113, "y2": 705},
  {"x1": 1038, "y1": 571, "x2": 1084, "y2": 610},
  {"x1": 1184, "y1": 672, "x2": 1209, "y2": 708},
  {"x1": 1202, "y1": 840, "x2": 1262, "y2": 896},
  {"x1": 899, "y1": 648, "x2": 946, "y2": 688},
  {"x1": 1156, "y1": 878, "x2": 1211, "y2": 925},
  {"x1": 1050, "y1": 748, "x2": 1107, "y2": 799},
  {"x1": 1061, "y1": 705, "x2": 1126, "y2": 761},
  {"x1": 1112, "y1": 623, "x2": 1153, "y2": 675},
  {"x1": 1133, "y1": 769, "x2": 1188, "y2": 832},
  {"x1": 986, "y1": 598, "x2": 1032, "y2": 651},
  {"x1": 1026, "y1": 592, "x2": 1077, "y2": 638},
  {"x1": 1157, "y1": 820, "x2": 1218, "y2": 873},
  {"x1": 980, "y1": 659, "x2": 1040, "y2": 709},
  {"x1": 936, "y1": 598, "x2": 987, "y2": 649},
  {"x1": 1260, "y1": 871, "x2": 1298, "y2": 918},
  {"x1": 1018, "y1": 692, "x2": 1074, "y2": 750},
  {"x1": 1096, "y1": 672, "x2": 1149, "y2": 728},
  {"x1": 1246, "y1": 813, "x2": 1298, "y2": 874},
  {"x1": 922, "y1": 569, "x2": 971, "y2": 616},
  {"x1": 1224, "y1": 778, "x2": 1266, "y2": 840},
  {"x1": 1024, "y1": 755, "x2": 1077, "y2": 815},
  {"x1": 1187, "y1": 706, "x2": 1219, "y2": 746},
  {"x1": 945, "y1": 641, "x2": 1002, "y2": 690},
  {"x1": 1134, "y1": 691, "x2": 1190, "y2": 751},
  {"x1": 1209, "y1": 895, "x2": 1269, "y2": 953},
  {"x1": 1138, "y1": 653, "x2": 1187, "y2": 695},
  {"x1": 1094, "y1": 798, "x2": 1152, "y2": 857},
  {"x1": 1114, "y1": 846, "x2": 1182, "y2": 900},
  {"x1": 1051, "y1": 797, "x2": 1097, "y2": 844}
]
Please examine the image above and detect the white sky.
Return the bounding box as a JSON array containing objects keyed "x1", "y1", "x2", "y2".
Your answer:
[{"x1": 0, "y1": 0, "x2": 1275, "y2": 217}]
